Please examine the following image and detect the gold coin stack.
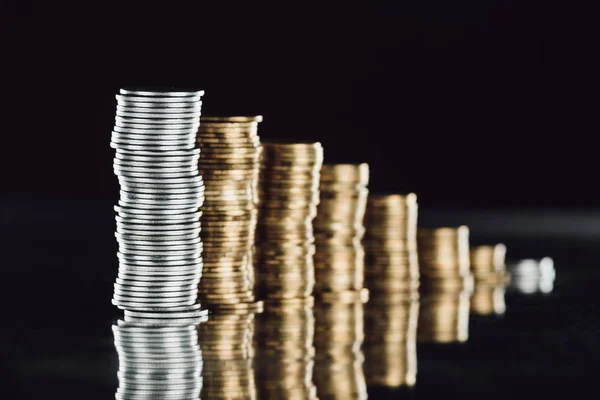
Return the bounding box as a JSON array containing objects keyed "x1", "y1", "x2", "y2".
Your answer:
[
  {"x1": 312, "y1": 163, "x2": 369, "y2": 294},
  {"x1": 255, "y1": 142, "x2": 324, "y2": 297},
  {"x1": 363, "y1": 194, "x2": 420, "y2": 293},
  {"x1": 417, "y1": 226, "x2": 473, "y2": 343},
  {"x1": 197, "y1": 302, "x2": 263, "y2": 399},
  {"x1": 196, "y1": 116, "x2": 262, "y2": 306},
  {"x1": 362, "y1": 194, "x2": 420, "y2": 387},
  {"x1": 363, "y1": 291, "x2": 419, "y2": 387},
  {"x1": 313, "y1": 290, "x2": 369, "y2": 400},
  {"x1": 256, "y1": 297, "x2": 318, "y2": 400},
  {"x1": 470, "y1": 244, "x2": 508, "y2": 315}
]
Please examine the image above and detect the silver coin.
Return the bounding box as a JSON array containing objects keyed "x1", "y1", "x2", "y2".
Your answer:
[
  {"x1": 116, "y1": 203, "x2": 199, "y2": 214},
  {"x1": 115, "y1": 278, "x2": 200, "y2": 288},
  {"x1": 112, "y1": 301, "x2": 197, "y2": 311},
  {"x1": 114, "y1": 158, "x2": 200, "y2": 168},
  {"x1": 120, "y1": 188, "x2": 204, "y2": 198},
  {"x1": 114, "y1": 321, "x2": 199, "y2": 332},
  {"x1": 117, "y1": 254, "x2": 202, "y2": 265},
  {"x1": 111, "y1": 142, "x2": 196, "y2": 152},
  {"x1": 115, "y1": 116, "x2": 200, "y2": 125},
  {"x1": 113, "y1": 126, "x2": 200, "y2": 137},
  {"x1": 118, "y1": 196, "x2": 203, "y2": 207},
  {"x1": 119, "y1": 88, "x2": 204, "y2": 97},
  {"x1": 116, "y1": 283, "x2": 199, "y2": 292},
  {"x1": 115, "y1": 388, "x2": 202, "y2": 399},
  {"x1": 112, "y1": 133, "x2": 197, "y2": 144},
  {"x1": 117, "y1": 269, "x2": 201, "y2": 279},
  {"x1": 117, "y1": 104, "x2": 202, "y2": 113},
  {"x1": 116, "y1": 98, "x2": 203, "y2": 107},
  {"x1": 117, "y1": 175, "x2": 202, "y2": 185},
  {"x1": 116, "y1": 226, "x2": 201, "y2": 236},
  {"x1": 117, "y1": 316, "x2": 208, "y2": 327},
  {"x1": 125, "y1": 308, "x2": 208, "y2": 319},
  {"x1": 116, "y1": 234, "x2": 201, "y2": 245},
  {"x1": 119, "y1": 191, "x2": 202, "y2": 201},
  {"x1": 119, "y1": 184, "x2": 204, "y2": 194},
  {"x1": 114, "y1": 288, "x2": 198, "y2": 298},
  {"x1": 118, "y1": 241, "x2": 203, "y2": 251},
  {"x1": 116, "y1": 110, "x2": 201, "y2": 119},
  {"x1": 117, "y1": 376, "x2": 202, "y2": 386},
  {"x1": 114, "y1": 337, "x2": 199, "y2": 346},
  {"x1": 118, "y1": 251, "x2": 202, "y2": 261}
]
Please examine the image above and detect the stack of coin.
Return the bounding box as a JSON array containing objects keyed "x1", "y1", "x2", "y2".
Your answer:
[
  {"x1": 363, "y1": 193, "x2": 420, "y2": 387},
  {"x1": 197, "y1": 302, "x2": 263, "y2": 399},
  {"x1": 363, "y1": 194, "x2": 420, "y2": 294},
  {"x1": 417, "y1": 226, "x2": 473, "y2": 343},
  {"x1": 256, "y1": 297, "x2": 318, "y2": 400},
  {"x1": 470, "y1": 244, "x2": 508, "y2": 315},
  {"x1": 363, "y1": 291, "x2": 419, "y2": 387},
  {"x1": 255, "y1": 141, "x2": 324, "y2": 299},
  {"x1": 113, "y1": 318, "x2": 207, "y2": 400},
  {"x1": 196, "y1": 116, "x2": 263, "y2": 306},
  {"x1": 507, "y1": 257, "x2": 556, "y2": 294},
  {"x1": 110, "y1": 88, "x2": 205, "y2": 314},
  {"x1": 313, "y1": 289, "x2": 369, "y2": 400},
  {"x1": 313, "y1": 163, "x2": 369, "y2": 294}
]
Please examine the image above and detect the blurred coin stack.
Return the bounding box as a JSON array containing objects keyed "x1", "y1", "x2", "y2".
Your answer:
[
  {"x1": 256, "y1": 297, "x2": 318, "y2": 400},
  {"x1": 110, "y1": 89, "x2": 205, "y2": 315},
  {"x1": 470, "y1": 244, "x2": 508, "y2": 315},
  {"x1": 363, "y1": 194, "x2": 420, "y2": 293},
  {"x1": 255, "y1": 142, "x2": 324, "y2": 298},
  {"x1": 362, "y1": 194, "x2": 420, "y2": 387},
  {"x1": 313, "y1": 163, "x2": 369, "y2": 293},
  {"x1": 507, "y1": 257, "x2": 556, "y2": 294},
  {"x1": 195, "y1": 116, "x2": 263, "y2": 306},
  {"x1": 197, "y1": 302, "x2": 263, "y2": 399},
  {"x1": 113, "y1": 319, "x2": 207, "y2": 400},
  {"x1": 313, "y1": 290, "x2": 369, "y2": 400},
  {"x1": 417, "y1": 227, "x2": 473, "y2": 343}
]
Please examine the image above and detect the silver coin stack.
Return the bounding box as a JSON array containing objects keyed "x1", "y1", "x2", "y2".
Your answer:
[
  {"x1": 110, "y1": 88, "x2": 205, "y2": 315},
  {"x1": 113, "y1": 318, "x2": 207, "y2": 400},
  {"x1": 507, "y1": 257, "x2": 556, "y2": 294}
]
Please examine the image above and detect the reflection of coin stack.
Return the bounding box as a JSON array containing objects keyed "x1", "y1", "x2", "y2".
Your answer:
[
  {"x1": 113, "y1": 318, "x2": 207, "y2": 400},
  {"x1": 363, "y1": 194, "x2": 420, "y2": 388},
  {"x1": 470, "y1": 244, "x2": 508, "y2": 315},
  {"x1": 197, "y1": 302, "x2": 263, "y2": 399},
  {"x1": 254, "y1": 142, "x2": 323, "y2": 400},
  {"x1": 256, "y1": 298, "x2": 318, "y2": 399},
  {"x1": 313, "y1": 163, "x2": 369, "y2": 293},
  {"x1": 312, "y1": 164, "x2": 369, "y2": 399},
  {"x1": 313, "y1": 290, "x2": 369, "y2": 400},
  {"x1": 196, "y1": 116, "x2": 263, "y2": 306},
  {"x1": 110, "y1": 89, "x2": 205, "y2": 315},
  {"x1": 417, "y1": 227, "x2": 473, "y2": 343}
]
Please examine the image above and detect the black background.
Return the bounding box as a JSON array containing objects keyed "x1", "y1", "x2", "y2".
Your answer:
[{"x1": 2, "y1": 0, "x2": 598, "y2": 209}]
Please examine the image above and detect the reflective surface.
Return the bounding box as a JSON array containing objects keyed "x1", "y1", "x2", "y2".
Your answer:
[{"x1": 5, "y1": 207, "x2": 599, "y2": 399}]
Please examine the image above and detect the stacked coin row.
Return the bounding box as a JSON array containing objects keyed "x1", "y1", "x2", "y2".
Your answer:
[
  {"x1": 313, "y1": 163, "x2": 370, "y2": 294},
  {"x1": 470, "y1": 244, "x2": 508, "y2": 315},
  {"x1": 196, "y1": 116, "x2": 263, "y2": 306},
  {"x1": 197, "y1": 303, "x2": 263, "y2": 399},
  {"x1": 417, "y1": 226, "x2": 473, "y2": 343},
  {"x1": 363, "y1": 291, "x2": 419, "y2": 388},
  {"x1": 313, "y1": 290, "x2": 369, "y2": 400},
  {"x1": 110, "y1": 89, "x2": 205, "y2": 313},
  {"x1": 255, "y1": 142, "x2": 324, "y2": 299},
  {"x1": 256, "y1": 297, "x2": 318, "y2": 400},
  {"x1": 363, "y1": 194, "x2": 420, "y2": 294},
  {"x1": 113, "y1": 319, "x2": 206, "y2": 400}
]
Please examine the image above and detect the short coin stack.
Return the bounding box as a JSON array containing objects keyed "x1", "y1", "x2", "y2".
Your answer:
[
  {"x1": 197, "y1": 302, "x2": 263, "y2": 399},
  {"x1": 417, "y1": 227, "x2": 473, "y2": 343},
  {"x1": 313, "y1": 163, "x2": 370, "y2": 294},
  {"x1": 470, "y1": 244, "x2": 508, "y2": 315},
  {"x1": 363, "y1": 194, "x2": 420, "y2": 294},
  {"x1": 255, "y1": 141, "x2": 324, "y2": 299},
  {"x1": 256, "y1": 297, "x2": 318, "y2": 400},
  {"x1": 507, "y1": 257, "x2": 556, "y2": 294},
  {"x1": 313, "y1": 289, "x2": 369, "y2": 400},
  {"x1": 363, "y1": 194, "x2": 421, "y2": 387},
  {"x1": 110, "y1": 88, "x2": 205, "y2": 315},
  {"x1": 113, "y1": 319, "x2": 206, "y2": 400},
  {"x1": 196, "y1": 116, "x2": 263, "y2": 307}
]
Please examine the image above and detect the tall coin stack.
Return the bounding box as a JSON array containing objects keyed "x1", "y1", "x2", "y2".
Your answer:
[
  {"x1": 312, "y1": 163, "x2": 369, "y2": 400},
  {"x1": 255, "y1": 142, "x2": 324, "y2": 298},
  {"x1": 110, "y1": 88, "x2": 205, "y2": 315},
  {"x1": 313, "y1": 290, "x2": 369, "y2": 400},
  {"x1": 470, "y1": 244, "x2": 508, "y2": 315},
  {"x1": 313, "y1": 163, "x2": 369, "y2": 293},
  {"x1": 417, "y1": 227, "x2": 473, "y2": 343},
  {"x1": 113, "y1": 318, "x2": 207, "y2": 400},
  {"x1": 195, "y1": 116, "x2": 263, "y2": 307},
  {"x1": 197, "y1": 302, "x2": 263, "y2": 399},
  {"x1": 363, "y1": 194, "x2": 420, "y2": 387},
  {"x1": 254, "y1": 141, "x2": 323, "y2": 400}
]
